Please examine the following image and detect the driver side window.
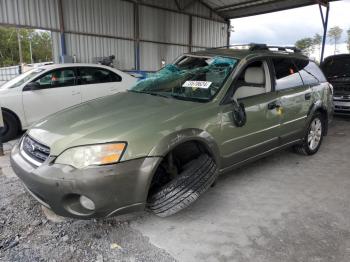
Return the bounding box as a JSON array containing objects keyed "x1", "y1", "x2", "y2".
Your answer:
[
  {"x1": 233, "y1": 60, "x2": 271, "y2": 100},
  {"x1": 34, "y1": 69, "x2": 76, "y2": 89}
]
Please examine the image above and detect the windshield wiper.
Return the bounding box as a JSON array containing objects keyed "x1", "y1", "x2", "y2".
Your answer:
[
  {"x1": 128, "y1": 90, "x2": 169, "y2": 98},
  {"x1": 170, "y1": 94, "x2": 209, "y2": 103}
]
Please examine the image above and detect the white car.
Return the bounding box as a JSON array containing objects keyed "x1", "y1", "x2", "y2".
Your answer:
[{"x1": 0, "y1": 63, "x2": 137, "y2": 141}]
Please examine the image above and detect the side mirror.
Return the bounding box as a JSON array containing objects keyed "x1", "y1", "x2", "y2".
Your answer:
[
  {"x1": 24, "y1": 82, "x2": 41, "y2": 91},
  {"x1": 231, "y1": 99, "x2": 247, "y2": 127}
]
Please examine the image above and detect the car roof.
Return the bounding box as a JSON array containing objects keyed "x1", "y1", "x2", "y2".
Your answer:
[
  {"x1": 34, "y1": 63, "x2": 121, "y2": 72},
  {"x1": 189, "y1": 47, "x2": 309, "y2": 61}
]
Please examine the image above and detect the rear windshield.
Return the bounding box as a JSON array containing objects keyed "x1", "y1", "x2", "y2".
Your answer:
[{"x1": 321, "y1": 56, "x2": 350, "y2": 79}]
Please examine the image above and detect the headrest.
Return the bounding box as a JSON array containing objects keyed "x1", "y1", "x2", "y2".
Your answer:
[{"x1": 244, "y1": 67, "x2": 265, "y2": 85}]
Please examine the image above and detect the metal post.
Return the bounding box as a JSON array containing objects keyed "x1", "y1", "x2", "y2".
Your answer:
[
  {"x1": 226, "y1": 19, "x2": 231, "y2": 47},
  {"x1": 58, "y1": 0, "x2": 67, "y2": 60},
  {"x1": 0, "y1": 108, "x2": 4, "y2": 156},
  {"x1": 134, "y1": 1, "x2": 140, "y2": 71},
  {"x1": 29, "y1": 39, "x2": 33, "y2": 64},
  {"x1": 320, "y1": 3, "x2": 330, "y2": 62},
  {"x1": 16, "y1": 28, "x2": 23, "y2": 65},
  {"x1": 189, "y1": 15, "x2": 193, "y2": 53}
]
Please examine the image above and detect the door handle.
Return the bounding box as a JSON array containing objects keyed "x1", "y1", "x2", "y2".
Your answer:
[
  {"x1": 305, "y1": 93, "x2": 311, "y2": 100},
  {"x1": 72, "y1": 91, "x2": 80, "y2": 95},
  {"x1": 267, "y1": 101, "x2": 281, "y2": 110}
]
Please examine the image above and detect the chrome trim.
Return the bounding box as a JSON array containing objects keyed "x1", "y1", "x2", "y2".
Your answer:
[
  {"x1": 223, "y1": 137, "x2": 277, "y2": 158},
  {"x1": 220, "y1": 139, "x2": 302, "y2": 173},
  {"x1": 222, "y1": 124, "x2": 280, "y2": 145},
  {"x1": 19, "y1": 139, "x2": 43, "y2": 167},
  {"x1": 282, "y1": 115, "x2": 307, "y2": 125}
]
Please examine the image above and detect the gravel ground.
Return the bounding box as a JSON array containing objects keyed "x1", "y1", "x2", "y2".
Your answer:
[
  {"x1": 1, "y1": 117, "x2": 350, "y2": 262},
  {"x1": 0, "y1": 141, "x2": 175, "y2": 262}
]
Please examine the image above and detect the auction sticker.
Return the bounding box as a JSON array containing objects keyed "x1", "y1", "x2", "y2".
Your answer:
[{"x1": 183, "y1": 81, "x2": 212, "y2": 89}]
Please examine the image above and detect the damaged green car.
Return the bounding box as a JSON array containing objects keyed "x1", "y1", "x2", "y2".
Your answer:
[{"x1": 11, "y1": 44, "x2": 333, "y2": 218}]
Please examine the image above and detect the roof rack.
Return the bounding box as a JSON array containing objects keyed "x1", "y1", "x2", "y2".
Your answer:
[{"x1": 206, "y1": 43, "x2": 302, "y2": 54}]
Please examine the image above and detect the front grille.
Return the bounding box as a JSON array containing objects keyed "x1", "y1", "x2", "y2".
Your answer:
[
  {"x1": 333, "y1": 95, "x2": 350, "y2": 102},
  {"x1": 332, "y1": 82, "x2": 350, "y2": 94},
  {"x1": 21, "y1": 135, "x2": 50, "y2": 164}
]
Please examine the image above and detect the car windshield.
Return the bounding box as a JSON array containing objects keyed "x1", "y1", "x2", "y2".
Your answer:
[
  {"x1": 129, "y1": 56, "x2": 238, "y2": 102},
  {"x1": 0, "y1": 68, "x2": 45, "y2": 89},
  {"x1": 322, "y1": 56, "x2": 350, "y2": 79}
]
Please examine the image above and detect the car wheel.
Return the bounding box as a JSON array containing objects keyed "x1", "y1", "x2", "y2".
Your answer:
[
  {"x1": 294, "y1": 113, "x2": 324, "y2": 155},
  {"x1": 1, "y1": 111, "x2": 20, "y2": 142},
  {"x1": 148, "y1": 154, "x2": 218, "y2": 217}
]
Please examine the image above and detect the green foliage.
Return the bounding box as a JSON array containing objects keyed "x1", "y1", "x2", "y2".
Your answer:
[
  {"x1": 295, "y1": 37, "x2": 315, "y2": 56},
  {"x1": 0, "y1": 26, "x2": 52, "y2": 67},
  {"x1": 327, "y1": 26, "x2": 343, "y2": 54},
  {"x1": 347, "y1": 29, "x2": 350, "y2": 53},
  {"x1": 313, "y1": 33, "x2": 322, "y2": 46}
]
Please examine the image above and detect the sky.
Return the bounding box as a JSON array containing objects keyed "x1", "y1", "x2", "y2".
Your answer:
[{"x1": 229, "y1": 0, "x2": 350, "y2": 60}]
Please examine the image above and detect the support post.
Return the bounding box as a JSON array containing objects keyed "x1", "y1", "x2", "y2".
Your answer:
[
  {"x1": 58, "y1": 0, "x2": 67, "y2": 61},
  {"x1": 189, "y1": 15, "x2": 193, "y2": 53},
  {"x1": 134, "y1": 1, "x2": 140, "y2": 71},
  {"x1": 320, "y1": 2, "x2": 330, "y2": 62},
  {"x1": 16, "y1": 28, "x2": 23, "y2": 67},
  {"x1": 226, "y1": 19, "x2": 231, "y2": 47},
  {"x1": 0, "y1": 107, "x2": 4, "y2": 156},
  {"x1": 29, "y1": 39, "x2": 33, "y2": 64}
]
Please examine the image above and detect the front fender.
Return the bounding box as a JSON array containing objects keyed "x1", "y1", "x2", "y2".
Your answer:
[{"x1": 148, "y1": 128, "x2": 221, "y2": 167}]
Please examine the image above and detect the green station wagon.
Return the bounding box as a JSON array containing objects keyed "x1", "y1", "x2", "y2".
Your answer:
[{"x1": 11, "y1": 44, "x2": 333, "y2": 218}]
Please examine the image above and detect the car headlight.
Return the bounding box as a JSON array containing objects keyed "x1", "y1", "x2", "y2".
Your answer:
[{"x1": 55, "y1": 143, "x2": 127, "y2": 169}]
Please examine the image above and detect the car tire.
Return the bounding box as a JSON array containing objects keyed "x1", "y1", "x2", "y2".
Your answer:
[
  {"x1": 1, "y1": 110, "x2": 20, "y2": 142},
  {"x1": 294, "y1": 112, "x2": 324, "y2": 156},
  {"x1": 148, "y1": 154, "x2": 218, "y2": 217}
]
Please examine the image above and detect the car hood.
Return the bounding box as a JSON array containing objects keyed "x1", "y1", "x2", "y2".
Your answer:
[{"x1": 28, "y1": 91, "x2": 204, "y2": 159}]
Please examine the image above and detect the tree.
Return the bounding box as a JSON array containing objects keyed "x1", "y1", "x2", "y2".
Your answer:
[
  {"x1": 0, "y1": 26, "x2": 53, "y2": 67},
  {"x1": 295, "y1": 37, "x2": 315, "y2": 56},
  {"x1": 327, "y1": 26, "x2": 343, "y2": 54},
  {"x1": 347, "y1": 29, "x2": 350, "y2": 53}
]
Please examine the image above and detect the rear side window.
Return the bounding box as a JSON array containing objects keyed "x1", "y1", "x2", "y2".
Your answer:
[
  {"x1": 79, "y1": 67, "x2": 122, "y2": 85},
  {"x1": 294, "y1": 59, "x2": 327, "y2": 85},
  {"x1": 34, "y1": 68, "x2": 76, "y2": 88},
  {"x1": 272, "y1": 58, "x2": 303, "y2": 90}
]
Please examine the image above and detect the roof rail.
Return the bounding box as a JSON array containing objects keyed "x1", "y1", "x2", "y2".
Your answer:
[{"x1": 205, "y1": 43, "x2": 302, "y2": 54}]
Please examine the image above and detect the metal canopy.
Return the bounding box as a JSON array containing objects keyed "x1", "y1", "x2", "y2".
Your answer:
[{"x1": 200, "y1": 0, "x2": 337, "y2": 19}]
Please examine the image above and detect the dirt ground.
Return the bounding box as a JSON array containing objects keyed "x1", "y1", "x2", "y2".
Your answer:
[{"x1": 1, "y1": 117, "x2": 350, "y2": 262}]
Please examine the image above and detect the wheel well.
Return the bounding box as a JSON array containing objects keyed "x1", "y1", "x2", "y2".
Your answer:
[
  {"x1": 147, "y1": 140, "x2": 213, "y2": 199},
  {"x1": 315, "y1": 108, "x2": 328, "y2": 135},
  {"x1": 1, "y1": 107, "x2": 22, "y2": 131},
  {"x1": 169, "y1": 140, "x2": 213, "y2": 167}
]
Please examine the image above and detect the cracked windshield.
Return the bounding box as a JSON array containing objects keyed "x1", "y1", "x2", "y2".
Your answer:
[{"x1": 129, "y1": 56, "x2": 238, "y2": 102}]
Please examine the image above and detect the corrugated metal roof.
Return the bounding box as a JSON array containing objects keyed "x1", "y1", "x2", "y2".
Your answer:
[{"x1": 200, "y1": 0, "x2": 336, "y2": 19}]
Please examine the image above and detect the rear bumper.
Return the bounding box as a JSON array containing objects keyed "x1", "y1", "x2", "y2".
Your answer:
[{"x1": 10, "y1": 143, "x2": 161, "y2": 219}]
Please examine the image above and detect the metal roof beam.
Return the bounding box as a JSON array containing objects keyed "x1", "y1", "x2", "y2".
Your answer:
[{"x1": 220, "y1": 0, "x2": 326, "y2": 19}]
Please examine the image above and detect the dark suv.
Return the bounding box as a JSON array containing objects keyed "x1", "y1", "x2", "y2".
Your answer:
[{"x1": 321, "y1": 54, "x2": 350, "y2": 115}]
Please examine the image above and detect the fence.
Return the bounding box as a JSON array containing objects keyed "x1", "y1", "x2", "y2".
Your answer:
[{"x1": 0, "y1": 66, "x2": 21, "y2": 85}]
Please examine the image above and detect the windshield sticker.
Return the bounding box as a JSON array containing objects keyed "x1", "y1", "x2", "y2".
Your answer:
[{"x1": 183, "y1": 81, "x2": 212, "y2": 89}]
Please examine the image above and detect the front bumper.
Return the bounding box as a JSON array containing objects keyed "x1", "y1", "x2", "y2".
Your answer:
[
  {"x1": 10, "y1": 143, "x2": 161, "y2": 219},
  {"x1": 333, "y1": 96, "x2": 350, "y2": 115}
]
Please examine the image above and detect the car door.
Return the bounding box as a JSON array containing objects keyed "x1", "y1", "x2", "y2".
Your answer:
[
  {"x1": 271, "y1": 58, "x2": 313, "y2": 144},
  {"x1": 78, "y1": 67, "x2": 123, "y2": 102},
  {"x1": 219, "y1": 59, "x2": 282, "y2": 168},
  {"x1": 22, "y1": 67, "x2": 82, "y2": 125}
]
